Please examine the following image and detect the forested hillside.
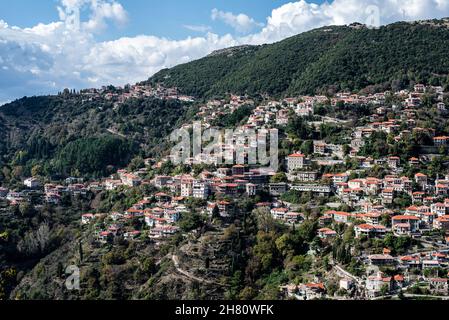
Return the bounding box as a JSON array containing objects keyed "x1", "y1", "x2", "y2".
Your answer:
[
  {"x1": 149, "y1": 20, "x2": 449, "y2": 98},
  {"x1": 0, "y1": 92, "x2": 195, "y2": 180}
]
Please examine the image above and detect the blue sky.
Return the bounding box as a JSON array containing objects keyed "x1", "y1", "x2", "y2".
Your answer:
[
  {"x1": 0, "y1": 0, "x2": 322, "y2": 41},
  {"x1": 1, "y1": 0, "x2": 449, "y2": 104}
]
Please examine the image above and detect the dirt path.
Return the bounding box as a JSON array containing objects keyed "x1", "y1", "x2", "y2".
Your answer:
[
  {"x1": 106, "y1": 128, "x2": 127, "y2": 138},
  {"x1": 171, "y1": 255, "x2": 227, "y2": 286}
]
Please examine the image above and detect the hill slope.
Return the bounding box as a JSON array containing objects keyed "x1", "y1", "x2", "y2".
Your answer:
[
  {"x1": 0, "y1": 92, "x2": 195, "y2": 178},
  {"x1": 148, "y1": 20, "x2": 449, "y2": 98}
]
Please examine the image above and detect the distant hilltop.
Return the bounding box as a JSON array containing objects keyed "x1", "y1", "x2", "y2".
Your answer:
[
  {"x1": 207, "y1": 45, "x2": 257, "y2": 58},
  {"x1": 149, "y1": 18, "x2": 449, "y2": 99}
]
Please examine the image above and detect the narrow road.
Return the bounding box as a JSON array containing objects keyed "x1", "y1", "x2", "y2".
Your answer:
[
  {"x1": 373, "y1": 293, "x2": 449, "y2": 300},
  {"x1": 171, "y1": 254, "x2": 227, "y2": 286},
  {"x1": 172, "y1": 255, "x2": 206, "y2": 283},
  {"x1": 334, "y1": 265, "x2": 363, "y2": 285},
  {"x1": 106, "y1": 128, "x2": 127, "y2": 138}
]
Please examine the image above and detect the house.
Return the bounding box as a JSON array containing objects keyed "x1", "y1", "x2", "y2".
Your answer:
[
  {"x1": 154, "y1": 175, "x2": 172, "y2": 188},
  {"x1": 412, "y1": 192, "x2": 425, "y2": 203},
  {"x1": 180, "y1": 178, "x2": 194, "y2": 197},
  {"x1": 124, "y1": 230, "x2": 141, "y2": 240},
  {"x1": 287, "y1": 153, "x2": 306, "y2": 172},
  {"x1": 269, "y1": 183, "x2": 288, "y2": 196},
  {"x1": 217, "y1": 183, "x2": 239, "y2": 196},
  {"x1": 107, "y1": 225, "x2": 120, "y2": 236},
  {"x1": 428, "y1": 278, "x2": 448, "y2": 294},
  {"x1": 155, "y1": 192, "x2": 171, "y2": 202},
  {"x1": 109, "y1": 212, "x2": 123, "y2": 221},
  {"x1": 355, "y1": 224, "x2": 386, "y2": 238},
  {"x1": 164, "y1": 210, "x2": 181, "y2": 223},
  {"x1": 45, "y1": 193, "x2": 61, "y2": 204},
  {"x1": 368, "y1": 254, "x2": 396, "y2": 266},
  {"x1": 149, "y1": 226, "x2": 180, "y2": 239},
  {"x1": 217, "y1": 201, "x2": 232, "y2": 216},
  {"x1": 98, "y1": 231, "x2": 113, "y2": 243},
  {"x1": 431, "y1": 252, "x2": 448, "y2": 263},
  {"x1": 339, "y1": 278, "x2": 354, "y2": 291},
  {"x1": 388, "y1": 157, "x2": 400, "y2": 169},
  {"x1": 399, "y1": 255, "x2": 421, "y2": 269},
  {"x1": 291, "y1": 171, "x2": 318, "y2": 182},
  {"x1": 422, "y1": 260, "x2": 440, "y2": 269},
  {"x1": 314, "y1": 142, "x2": 327, "y2": 154},
  {"x1": 414, "y1": 173, "x2": 428, "y2": 186},
  {"x1": 434, "y1": 136, "x2": 449, "y2": 147},
  {"x1": 392, "y1": 215, "x2": 420, "y2": 235},
  {"x1": 431, "y1": 203, "x2": 447, "y2": 217},
  {"x1": 318, "y1": 228, "x2": 337, "y2": 239},
  {"x1": 286, "y1": 283, "x2": 326, "y2": 300},
  {"x1": 436, "y1": 184, "x2": 449, "y2": 197},
  {"x1": 332, "y1": 173, "x2": 350, "y2": 184},
  {"x1": 121, "y1": 173, "x2": 142, "y2": 187},
  {"x1": 414, "y1": 84, "x2": 426, "y2": 93},
  {"x1": 363, "y1": 212, "x2": 382, "y2": 225},
  {"x1": 192, "y1": 180, "x2": 210, "y2": 199},
  {"x1": 330, "y1": 211, "x2": 352, "y2": 224},
  {"x1": 232, "y1": 165, "x2": 246, "y2": 176},
  {"x1": 319, "y1": 214, "x2": 333, "y2": 226},
  {"x1": 433, "y1": 216, "x2": 449, "y2": 231},
  {"x1": 0, "y1": 187, "x2": 8, "y2": 198},
  {"x1": 365, "y1": 178, "x2": 382, "y2": 195},
  {"x1": 6, "y1": 192, "x2": 28, "y2": 204},
  {"x1": 348, "y1": 179, "x2": 364, "y2": 190},
  {"x1": 409, "y1": 157, "x2": 420, "y2": 166},
  {"x1": 104, "y1": 179, "x2": 123, "y2": 190},
  {"x1": 437, "y1": 102, "x2": 446, "y2": 111},
  {"x1": 24, "y1": 178, "x2": 41, "y2": 189},
  {"x1": 393, "y1": 275, "x2": 406, "y2": 289},
  {"x1": 366, "y1": 272, "x2": 393, "y2": 297},
  {"x1": 81, "y1": 214, "x2": 95, "y2": 225},
  {"x1": 381, "y1": 188, "x2": 394, "y2": 204},
  {"x1": 246, "y1": 183, "x2": 257, "y2": 196},
  {"x1": 271, "y1": 207, "x2": 289, "y2": 220},
  {"x1": 285, "y1": 212, "x2": 302, "y2": 224},
  {"x1": 171, "y1": 196, "x2": 185, "y2": 206}
]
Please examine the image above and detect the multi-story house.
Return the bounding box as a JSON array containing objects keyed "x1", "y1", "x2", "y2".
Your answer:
[{"x1": 287, "y1": 153, "x2": 306, "y2": 173}]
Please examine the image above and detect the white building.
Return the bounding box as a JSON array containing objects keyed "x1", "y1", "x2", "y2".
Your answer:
[
  {"x1": 192, "y1": 180, "x2": 210, "y2": 199},
  {"x1": 287, "y1": 153, "x2": 306, "y2": 173},
  {"x1": 24, "y1": 178, "x2": 41, "y2": 188}
]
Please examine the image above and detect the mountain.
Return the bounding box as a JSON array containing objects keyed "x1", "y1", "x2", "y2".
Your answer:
[
  {"x1": 2, "y1": 19, "x2": 449, "y2": 180},
  {"x1": 2, "y1": 18, "x2": 449, "y2": 302},
  {"x1": 148, "y1": 19, "x2": 449, "y2": 98}
]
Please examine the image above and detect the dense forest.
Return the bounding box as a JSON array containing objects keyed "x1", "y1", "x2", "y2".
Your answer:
[
  {"x1": 0, "y1": 94, "x2": 194, "y2": 179},
  {"x1": 149, "y1": 20, "x2": 449, "y2": 98}
]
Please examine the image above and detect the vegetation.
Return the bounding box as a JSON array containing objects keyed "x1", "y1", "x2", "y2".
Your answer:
[{"x1": 149, "y1": 22, "x2": 449, "y2": 98}]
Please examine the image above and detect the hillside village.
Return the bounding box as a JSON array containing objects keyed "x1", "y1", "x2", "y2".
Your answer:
[{"x1": 2, "y1": 82, "x2": 449, "y2": 300}]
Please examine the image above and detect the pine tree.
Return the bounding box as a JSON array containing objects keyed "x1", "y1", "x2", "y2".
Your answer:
[{"x1": 79, "y1": 239, "x2": 83, "y2": 264}]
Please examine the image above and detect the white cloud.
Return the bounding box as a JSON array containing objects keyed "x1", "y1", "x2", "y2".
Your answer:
[
  {"x1": 57, "y1": 0, "x2": 127, "y2": 33},
  {"x1": 183, "y1": 24, "x2": 213, "y2": 33},
  {"x1": 83, "y1": 0, "x2": 128, "y2": 33},
  {"x1": 211, "y1": 8, "x2": 264, "y2": 34},
  {"x1": 1, "y1": 0, "x2": 449, "y2": 102},
  {"x1": 80, "y1": 33, "x2": 238, "y2": 86},
  {"x1": 246, "y1": 0, "x2": 449, "y2": 44}
]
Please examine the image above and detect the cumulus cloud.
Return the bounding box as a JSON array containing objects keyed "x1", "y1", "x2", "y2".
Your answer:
[
  {"x1": 246, "y1": 0, "x2": 449, "y2": 44},
  {"x1": 1, "y1": 0, "x2": 449, "y2": 102},
  {"x1": 211, "y1": 8, "x2": 264, "y2": 34},
  {"x1": 57, "y1": 0, "x2": 128, "y2": 33}
]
